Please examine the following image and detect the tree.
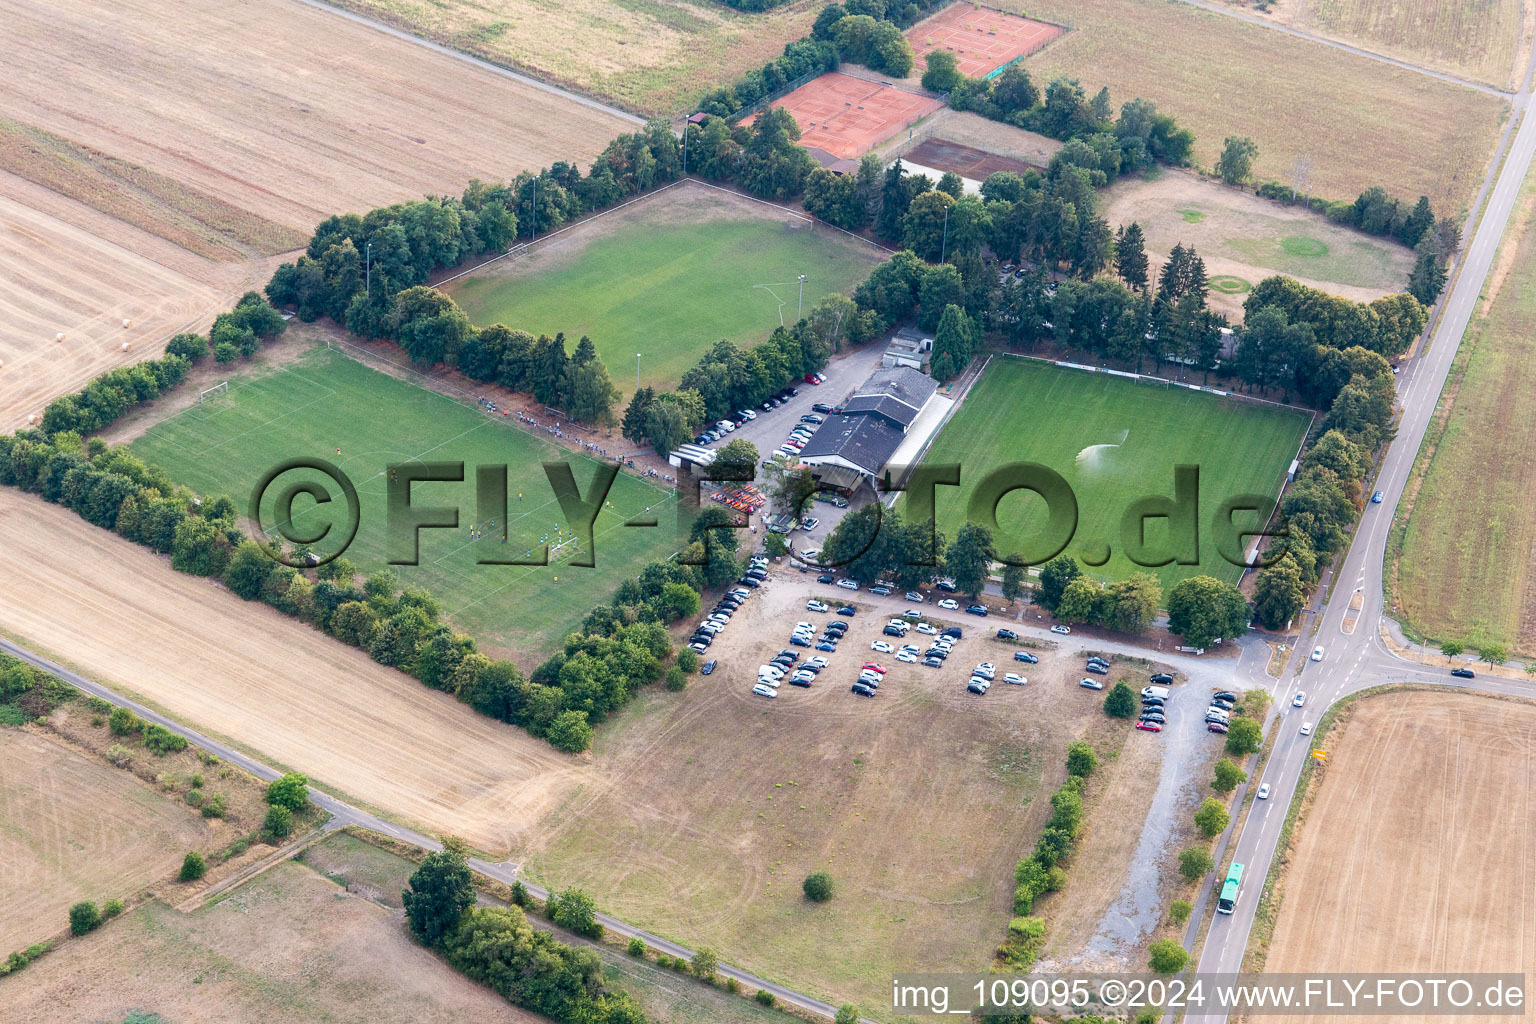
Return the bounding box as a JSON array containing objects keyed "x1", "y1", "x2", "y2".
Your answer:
[
  {"x1": 621, "y1": 386, "x2": 655, "y2": 444},
  {"x1": 920, "y1": 48, "x2": 962, "y2": 92},
  {"x1": 550, "y1": 886, "x2": 602, "y2": 938},
  {"x1": 1216, "y1": 136, "x2": 1258, "y2": 185},
  {"x1": 1104, "y1": 572, "x2": 1161, "y2": 633},
  {"x1": 1103, "y1": 681, "x2": 1136, "y2": 718},
  {"x1": 1211, "y1": 758, "x2": 1247, "y2": 794},
  {"x1": 1056, "y1": 577, "x2": 1104, "y2": 624},
  {"x1": 929, "y1": 302, "x2": 977, "y2": 380},
  {"x1": 1178, "y1": 846, "x2": 1213, "y2": 881},
  {"x1": 547, "y1": 709, "x2": 594, "y2": 752},
  {"x1": 803, "y1": 871, "x2": 834, "y2": 902},
  {"x1": 1036, "y1": 556, "x2": 1080, "y2": 611},
  {"x1": 1149, "y1": 937, "x2": 1189, "y2": 973},
  {"x1": 180, "y1": 851, "x2": 207, "y2": 882},
  {"x1": 1170, "y1": 898, "x2": 1192, "y2": 925},
  {"x1": 644, "y1": 400, "x2": 689, "y2": 457},
  {"x1": 1000, "y1": 560, "x2": 1027, "y2": 605},
  {"x1": 1253, "y1": 554, "x2": 1307, "y2": 630},
  {"x1": 712, "y1": 438, "x2": 759, "y2": 479},
  {"x1": 1225, "y1": 717, "x2": 1263, "y2": 756},
  {"x1": 1439, "y1": 639, "x2": 1464, "y2": 661},
  {"x1": 901, "y1": 190, "x2": 956, "y2": 261},
  {"x1": 1115, "y1": 222, "x2": 1149, "y2": 291},
  {"x1": 1194, "y1": 796, "x2": 1230, "y2": 837},
  {"x1": 1166, "y1": 575, "x2": 1249, "y2": 649},
  {"x1": 69, "y1": 901, "x2": 102, "y2": 936},
  {"x1": 263, "y1": 804, "x2": 293, "y2": 839},
  {"x1": 690, "y1": 946, "x2": 719, "y2": 982},
  {"x1": 1066, "y1": 741, "x2": 1098, "y2": 777},
  {"x1": 265, "y1": 772, "x2": 310, "y2": 812},
  {"x1": 564, "y1": 358, "x2": 620, "y2": 426},
  {"x1": 404, "y1": 846, "x2": 476, "y2": 946},
  {"x1": 945, "y1": 522, "x2": 994, "y2": 596},
  {"x1": 1480, "y1": 643, "x2": 1508, "y2": 667}
]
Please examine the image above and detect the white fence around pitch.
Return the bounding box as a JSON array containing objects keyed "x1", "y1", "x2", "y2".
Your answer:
[{"x1": 995, "y1": 351, "x2": 1313, "y2": 414}]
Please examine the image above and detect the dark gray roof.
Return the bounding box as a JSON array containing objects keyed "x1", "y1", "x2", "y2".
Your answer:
[
  {"x1": 842, "y1": 366, "x2": 938, "y2": 428},
  {"x1": 798, "y1": 414, "x2": 906, "y2": 475}
]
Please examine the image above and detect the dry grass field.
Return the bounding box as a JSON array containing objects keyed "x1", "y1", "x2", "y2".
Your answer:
[
  {"x1": 1395, "y1": 162, "x2": 1536, "y2": 653},
  {"x1": 327, "y1": 0, "x2": 823, "y2": 115},
  {"x1": 0, "y1": 728, "x2": 211, "y2": 952},
  {"x1": 1102, "y1": 170, "x2": 1415, "y2": 319},
  {"x1": 0, "y1": 0, "x2": 631, "y2": 431},
  {"x1": 520, "y1": 578, "x2": 1151, "y2": 1009},
  {"x1": 0, "y1": 489, "x2": 590, "y2": 856},
  {"x1": 1264, "y1": 692, "x2": 1536, "y2": 1019},
  {"x1": 4, "y1": 859, "x2": 545, "y2": 1024},
  {"x1": 997, "y1": 0, "x2": 1507, "y2": 217},
  {"x1": 1246, "y1": 0, "x2": 1532, "y2": 90}
]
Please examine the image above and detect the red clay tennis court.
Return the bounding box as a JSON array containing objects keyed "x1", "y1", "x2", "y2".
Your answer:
[
  {"x1": 907, "y1": 5, "x2": 1063, "y2": 79},
  {"x1": 759, "y1": 72, "x2": 945, "y2": 160}
]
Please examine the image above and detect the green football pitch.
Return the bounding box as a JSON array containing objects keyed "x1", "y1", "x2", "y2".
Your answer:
[
  {"x1": 912, "y1": 358, "x2": 1312, "y2": 590},
  {"x1": 132, "y1": 346, "x2": 687, "y2": 659},
  {"x1": 444, "y1": 185, "x2": 887, "y2": 398}
]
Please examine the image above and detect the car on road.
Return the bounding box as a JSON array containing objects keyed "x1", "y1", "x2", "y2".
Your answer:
[
  {"x1": 1371, "y1": 490, "x2": 1384, "y2": 503},
  {"x1": 1149, "y1": 673, "x2": 1173, "y2": 684},
  {"x1": 753, "y1": 683, "x2": 778, "y2": 698},
  {"x1": 904, "y1": 591, "x2": 925, "y2": 603},
  {"x1": 806, "y1": 599, "x2": 829, "y2": 612},
  {"x1": 937, "y1": 598, "x2": 959, "y2": 610},
  {"x1": 996, "y1": 628, "x2": 1018, "y2": 640},
  {"x1": 1451, "y1": 667, "x2": 1476, "y2": 678},
  {"x1": 966, "y1": 604, "x2": 988, "y2": 616},
  {"x1": 1014, "y1": 651, "x2": 1038, "y2": 663},
  {"x1": 895, "y1": 650, "x2": 918, "y2": 663},
  {"x1": 700, "y1": 659, "x2": 717, "y2": 675},
  {"x1": 1050, "y1": 624, "x2": 1072, "y2": 635},
  {"x1": 1299, "y1": 722, "x2": 1313, "y2": 736},
  {"x1": 1256, "y1": 783, "x2": 1271, "y2": 800},
  {"x1": 1135, "y1": 720, "x2": 1162, "y2": 732},
  {"x1": 836, "y1": 605, "x2": 855, "y2": 616},
  {"x1": 851, "y1": 683, "x2": 876, "y2": 698},
  {"x1": 1207, "y1": 721, "x2": 1229, "y2": 734},
  {"x1": 1292, "y1": 691, "x2": 1305, "y2": 707},
  {"x1": 1079, "y1": 677, "x2": 1105, "y2": 690},
  {"x1": 1004, "y1": 673, "x2": 1026, "y2": 685},
  {"x1": 871, "y1": 640, "x2": 894, "y2": 653},
  {"x1": 1310, "y1": 646, "x2": 1324, "y2": 661},
  {"x1": 836, "y1": 579, "x2": 859, "y2": 590}
]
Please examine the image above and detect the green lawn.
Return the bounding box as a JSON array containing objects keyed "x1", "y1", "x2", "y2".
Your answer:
[
  {"x1": 913, "y1": 358, "x2": 1311, "y2": 590},
  {"x1": 132, "y1": 346, "x2": 684, "y2": 660},
  {"x1": 445, "y1": 190, "x2": 887, "y2": 399}
]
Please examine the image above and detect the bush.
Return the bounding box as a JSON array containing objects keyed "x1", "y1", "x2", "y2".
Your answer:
[
  {"x1": 265, "y1": 771, "x2": 309, "y2": 811},
  {"x1": 755, "y1": 989, "x2": 777, "y2": 1007},
  {"x1": 1103, "y1": 681, "x2": 1136, "y2": 718},
  {"x1": 627, "y1": 936, "x2": 647, "y2": 957},
  {"x1": 103, "y1": 898, "x2": 125, "y2": 918},
  {"x1": 108, "y1": 706, "x2": 141, "y2": 736},
  {"x1": 142, "y1": 723, "x2": 188, "y2": 755},
  {"x1": 1178, "y1": 846, "x2": 1213, "y2": 881},
  {"x1": 68, "y1": 901, "x2": 101, "y2": 936},
  {"x1": 1169, "y1": 898, "x2": 1192, "y2": 925},
  {"x1": 676, "y1": 648, "x2": 699, "y2": 673},
  {"x1": 213, "y1": 340, "x2": 239, "y2": 364},
  {"x1": 201, "y1": 793, "x2": 227, "y2": 819},
  {"x1": 191, "y1": 773, "x2": 205, "y2": 788},
  {"x1": 1212, "y1": 758, "x2": 1247, "y2": 793},
  {"x1": 545, "y1": 709, "x2": 594, "y2": 753},
  {"x1": 1065, "y1": 740, "x2": 1098, "y2": 777},
  {"x1": 185, "y1": 788, "x2": 205, "y2": 808},
  {"x1": 802, "y1": 871, "x2": 834, "y2": 902},
  {"x1": 509, "y1": 880, "x2": 528, "y2": 907},
  {"x1": 726, "y1": 977, "x2": 742, "y2": 995},
  {"x1": 664, "y1": 665, "x2": 687, "y2": 691},
  {"x1": 105, "y1": 744, "x2": 134, "y2": 768},
  {"x1": 1148, "y1": 937, "x2": 1189, "y2": 973},
  {"x1": 690, "y1": 946, "x2": 718, "y2": 982},
  {"x1": 548, "y1": 886, "x2": 602, "y2": 939},
  {"x1": 263, "y1": 804, "x2": 293, "y2": 840},
  {"x1": 1194, "y1": 797, "x2": 1231, "y2": 838},
  {"x1": 180, "y1": 851, "x2": 207, "y2": 882}
]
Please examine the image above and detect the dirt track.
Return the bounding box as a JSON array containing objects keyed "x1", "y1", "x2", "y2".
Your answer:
[
  {"x1": 0, "y1": 0, "x2": 630, "y2": 430},
  {"x1": 1265, "y1": 691, "x2": 1536, "y2": 1021},
  {"x1": 0, "y1": 490, "x2": 588, "y2": 855}
]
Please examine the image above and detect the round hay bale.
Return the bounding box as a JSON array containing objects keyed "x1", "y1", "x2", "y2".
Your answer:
[
  {"x1": 122, "y1": 318, "x2": 132, "y2": 328},
  {"x1": 55, "y1": 332, "x2": 65, "y2": 342},
  {"x1": 121, "y1": 342, "x2": 130, "y2": 351},
  {"x1": 27, "y1": 414, "x2": 38, "y2": 424}
]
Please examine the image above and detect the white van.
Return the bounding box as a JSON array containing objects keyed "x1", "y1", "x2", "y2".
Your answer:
[
  {"x1": 759, "y1": 665, "x2": 785, "y2": 680},
  {"x1": 1141, "y1": 685, "x2": 1170, "y2": 700}
]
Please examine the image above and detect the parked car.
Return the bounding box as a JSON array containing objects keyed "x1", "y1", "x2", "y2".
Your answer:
[
  {"x1": 895, "y1": 650, "x2": 918, "y2": 663},
  {"x1": 922, "y1": 657, "x2": 944, "y2": 667},
  {"x1": 996, "y1": 628, "x2": 1018, "y2": 640},
  {"x1": 974, "y1": 662, "x2": 996, "y2": 678},
  {"x1": 967, "y1": 681, "x2": 989, "y2": 695},
  {"x1": 815, "y1": 641, "x2": 838, "y2": 652},
  {"x1": 812, "y1": 403, "x2": 834, "y2": 414},
  {"x1": 882, "y1": 625, "x2": 905, "y2": 638},
  {"x1": 753, "y1": 683, "x2": 778, "y2": 698},
  {"x1": 817, "y1": 574, "x2": 835, "y2": 585},
  {"x1": 790, "y1": 636, "x2": 811, "y2": 647},
  {"x1": 941, "y1": 627, "x2": 963, "y2": 639},
  {"x1": 1080, "y1": 678, "x2": 1105, "y2": 690},
  {"x1": 1141, "y1": 696, "x2": 1165, "y2": 708},
  {"x1": 915, "y1": 622, "x2": 937, "y2": 635},
  {"x1": 869, "y1": 585, "x2": 892, "y2": 596},
  {"x1": 1213, "y1": 690, "x2": 1238, "y2": 702},
  {"x1": 937, "y1": 598, "x2": 959, "y2": 610},
  {"x1": 806, "y1": 599, "x2": 829, "y2": 612},
  {"x1": 900, "y1": 608, "x2": 922, "y2": 621},
  {"x1": 1050, "y1": 624, "x2": 1072, "y2": 635},
  {"x1": 1004, "y1": 673, "x2": 1026, "y2": 685},
  {"x1": 836, "y1": 579, "x2": 859, "y2": 590},
  {"x1": 1149, "y1": 673, "x2": 1173, "y2": 685},
  {"x1": 966, "y1": 604, "x2": 988, "y2": 616},
  {"x1": 1085, "y1": 663, "x2": 1108, "y2": 675},
  {"x1": 871, "y1": 640, "x2": 894, "y2": 653},
  {"x1": 860, "y1": 662, "x2": 887, "y2": 674},
  {"x1": 1086, "y1": 656, "x2": 1109, "y2": 668},
  {"x1": 904, "y1": 591, "x2": 925, "y2": 603},
  {"x1": 836, "y1": 605, "x2": 855, "y2": 616},
  {"x1": 700, "y1": 659, "x2": 717, "y2": 675},
  {"x1": 1208, "y1": 721, "x2": 1229, "y2": 734},
  {"x1": 1256, "y1": 783, "x2": 1271, "y2": 800},
  {"x1": 1014, "y1": 651, "x2": 1038, "y2": 664},
  {"x1": 1135, "y1": 720, "x2": 1162, "y2": 732},
  {"x1": 1451, "y1": 666, "x2": 1476, "y2": 678},
  {"x1": 800, "y1": 517, "x2": 820, "y2": 531},
  {"x1": 934, "y1": 580, "x2": 957, "y2": 593},
  {"x1": 851, "y1": 683, "x2": 876, "y2": 698},
  {"x1": 800, "y1": 414, "x2": 823, "y2": 424}
]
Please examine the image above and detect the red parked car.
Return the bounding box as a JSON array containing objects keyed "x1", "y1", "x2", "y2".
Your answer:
[
  {"x1": 1136, "y1": 720, "x2": 1163, "y2": 733},
  {"x1": 1207, "y1": 721, "x2": 1229, "y2": 734},
  {"x1": 860, "y1": 662, "x2": 887, "y2": 674}
]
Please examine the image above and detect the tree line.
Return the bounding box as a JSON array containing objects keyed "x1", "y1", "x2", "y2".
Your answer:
[{"x1": 1001, "y1": 743, "x2": 1097, "y2": 968}]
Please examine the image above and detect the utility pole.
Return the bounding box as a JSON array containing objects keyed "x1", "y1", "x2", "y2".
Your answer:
[
  {"x1": 531, "y1": 177, "x2": 537, "y2": 243},
  {"x1": 682, "y1": 121, "x2": 688, "y2": 176},
  {"x1": 636, "y1": 353, "x2": 642, "y2": 390},
  {"x1": 797, "y1": 274, "x2": 807, "y2": 321},
  {"x1": 365, "y1": 240, "x2": 371, "y2": 300}
]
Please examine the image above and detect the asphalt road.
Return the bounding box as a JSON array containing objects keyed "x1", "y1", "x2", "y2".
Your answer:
[{"x1": 1183, "y1": 40, "x2": 1536, "y2": 1020}]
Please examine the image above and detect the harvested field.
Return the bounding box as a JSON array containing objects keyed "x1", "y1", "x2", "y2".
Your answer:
[
  {"x1": 1265, "y1": 691, "x2": 1536, "y2": 1017},
  {"x1": 1397, "y1": 161, "x2": 1536, "y2": 653},
  {"x1": 0, "y1": 0, "x2": 630, "y2": 429},
  {"x1": 0, "y1": 728, "x2": 211, "y2": 952},
  {"x1": 327, "y1": 0, "x2": 823, "y2": 115},
  {"x1": 520, "y1": 576, "x2": 1145, "y2": 1009},
  {"x1": 907, "y1": 5, "x2": 1064, "y2": 78},
  {"x1": 1241, "y1": 0, "x2": 1532, "y2": 91},
  {"x1": 758, "y1": 73, "x2": 945, "y2": 160},
  {"x1": 5, "y1": 859, "x2": 543, "y2": 1024},
  {"x1": 1101, "y1": 170, "x2": 1415, "y2": 319},
  {"x1": 997, "y1": 0, "x2": 1508, "y2": 216},
  {"x1": 0, "y1": 489, "x2": 590, "y2": 856}
]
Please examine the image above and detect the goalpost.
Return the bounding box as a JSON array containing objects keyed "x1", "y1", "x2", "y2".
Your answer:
[
  {"x1": 199, "y1": 381, "x2": 230, "y2": 403},
  {"x1": 550, "y1": 535, "x2": 583, "y2": 564}
]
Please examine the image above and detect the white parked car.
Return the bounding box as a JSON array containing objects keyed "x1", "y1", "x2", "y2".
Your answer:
[
  {"x1": 937, "y1": 598, "x2": 959, "y2": 610},
  {"x1": 807, "y1": 656, "x2": 830, "y2": 669},
  {"x1": 1004, "y1": 673, "x2": 1027, "y2": 685},
  {"x1": 806, "y1": 600, "x2": 830, "y2": 612},
  {"x1": 895, "y1": 650, "x2": 918, "y2": 663},
  {"x1": 1050, "y1": 624, "x2": 1072, "y2": 635},
  {"x1": 915, "y1": 622, "x2": 937, "y2": 635},
  {"x1": 752, "y1": 683, "x2": 778, "y2": 698},
  {"x1": 1256, "y1": 783, "x2": 1271, "y2": 800},
  {"x1": 871, "y1": 640, "x2": 894, "y2": 653},
  {"x1": 836, "y1": 579, "x2": 859, "y2": 590}
]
